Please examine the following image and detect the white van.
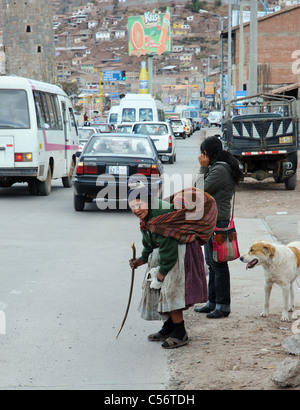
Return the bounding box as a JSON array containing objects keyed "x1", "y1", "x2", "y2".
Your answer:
[
  {"x1": 0, "y1": 76, "x2": 78, "y2": 195},
  {"x1": 107, "y1": 105, "x2": 119, "y2": 126},
  {"x1": 117, "y1": 94, "x2": 165, "y2": 125},
  {"x1": 208, "y1": 111, "x2": 222, "y2": 127}
]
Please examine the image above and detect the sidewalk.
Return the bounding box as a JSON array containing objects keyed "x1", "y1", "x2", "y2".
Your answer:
[{"x1": 169, "y1": 216, "x2": 300, "y2": 390}]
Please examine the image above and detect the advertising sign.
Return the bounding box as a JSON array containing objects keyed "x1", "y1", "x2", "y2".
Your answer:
[
  {"x1": 205, "y1": 82, "x2": 215, "y2": 98},
  {"x1": 235, "y1": 90, "x2": 247, "y2": 108},
  {"x1": 128, "y1": 7, "x2": 171, "y2": 56}
]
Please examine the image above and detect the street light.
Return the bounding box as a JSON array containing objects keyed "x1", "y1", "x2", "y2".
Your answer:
[{"x1": 199, "y1": 9, "x2": 225, "y2": 117}]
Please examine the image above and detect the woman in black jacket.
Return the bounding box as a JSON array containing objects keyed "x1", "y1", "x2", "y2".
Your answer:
[{"x1": 195, "y1": 135, "x2": 243, "y2": 318}]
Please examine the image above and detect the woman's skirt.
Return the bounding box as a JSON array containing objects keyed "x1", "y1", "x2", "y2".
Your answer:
[{"x1": 138, "y1": 240, "x2": 208, "y2": 321}]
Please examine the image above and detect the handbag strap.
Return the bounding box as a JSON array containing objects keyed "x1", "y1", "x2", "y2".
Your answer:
[{"x1": 231, "y1": 191, "x2": 236, "y2": 220}]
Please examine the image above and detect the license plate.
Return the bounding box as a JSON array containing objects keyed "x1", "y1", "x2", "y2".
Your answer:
[
  {"x1": 279, "y1": 136, "x2": 293, "y2": 144},
  {"x1": 108, "y1": 165, "x2": 127, "y2": 175}
]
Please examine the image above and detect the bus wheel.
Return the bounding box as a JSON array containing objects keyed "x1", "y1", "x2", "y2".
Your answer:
[
  {"x1": 62, "y1": 160, "x2": 75, "y2": 188},
  {"x1": 28, "y1": 179, "x2": 39, "y2": 195},
  {"x1": 38, "y1": 166, "x2": 52, "y2": 196},
  {"x1": 74, "y1": 195, "x2": 85, "y2": 211}
]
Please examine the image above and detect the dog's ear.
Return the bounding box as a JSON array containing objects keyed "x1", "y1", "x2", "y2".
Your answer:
[{"x1": 262, "y1": 244, "x2": 275, "y2": 258}]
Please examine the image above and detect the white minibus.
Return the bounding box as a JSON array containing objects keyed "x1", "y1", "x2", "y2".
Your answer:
[
  {"x1": 116, "y1": 94, "x2": 165, "y2": 125},
  {"x1": 0, "y1": 76, "x2": 78, "y2": 195},
  {"x1": 107, "y1": 105, "x2": 119, "y2": 126}
]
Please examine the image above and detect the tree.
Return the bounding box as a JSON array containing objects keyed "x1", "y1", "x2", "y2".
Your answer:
[{"x1": 191, "y1": 0, "x2": 200, "y2": 13}]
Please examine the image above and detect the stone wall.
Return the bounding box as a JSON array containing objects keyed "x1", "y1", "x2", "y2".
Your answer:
[{"x1": 3, "y1": 0, "x2": 57, "y2": 83}]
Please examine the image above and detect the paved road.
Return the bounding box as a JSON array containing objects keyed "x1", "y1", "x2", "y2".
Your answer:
[{"x1": 0, "y1": 130, "x2": 201, "y2": 390}]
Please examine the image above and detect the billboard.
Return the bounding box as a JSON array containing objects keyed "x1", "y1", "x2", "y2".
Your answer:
[
  {"x1": 128, "y1": 7, "x2": 171, "y2": 56},
  {"x1": 205, "y1": 82, "x2": 215, "y2": 98}
]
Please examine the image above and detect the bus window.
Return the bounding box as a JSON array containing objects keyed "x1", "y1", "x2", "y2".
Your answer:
[
  {"x1": 139, "y1": 109, "x2": 153, "y2": 121},
  {"x1": 69, "y1": 107, "x2": 78, "y2": 133},
  {"x1": 0, "y1": 89, "x2": 30, "y2": 129},
  {"x1": 40, "y1": 93, "x2": 51, "y2": 128},
  {"x1": 158, "y1": 109, "x2": 165, "y2": 121},
  {"x1": 109, "y1": 113, "x2": 118, "y2": 124},
  {"x1": 46, "y1": 93, "x2": 57, "y2": 129},
  {"x1": 52, "y1": 95, "x2": 63, "y2": 130},
  {"x1": 122, "y1": 108, "x2": 136, "y2": 122}
]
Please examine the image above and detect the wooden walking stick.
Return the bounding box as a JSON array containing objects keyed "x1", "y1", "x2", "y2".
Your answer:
[{"x1": 116, "y1": 242, "x2": 136, "y2": 339}]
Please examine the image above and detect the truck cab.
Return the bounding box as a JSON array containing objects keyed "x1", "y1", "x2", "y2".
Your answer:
[{"x1": 222, "y1": 94, "x2": 299, "y2": 190}]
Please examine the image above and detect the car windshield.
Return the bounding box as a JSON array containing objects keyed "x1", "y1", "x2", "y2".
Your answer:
[
  {"x1": 133, "y1": 123, "x2": 168, "y2": 135},
  {"x1": 79, "y1": 128, "x2": 97, "y2": 138},
  {"x1": 84, "y1": 135, "x2": 153, "y2": 157},
  {"x1": 118, "y1": 126, "x2": 132, "y2": 133},
  {"x1": 98, "y1": 124, "x2": 111, "y2": 132},
  {"x1": 0, "y1": 89, "x2": 30, "y2": 129},
  {"x1": 170, "y1": 119, "x2": 182, "y2": 125}
]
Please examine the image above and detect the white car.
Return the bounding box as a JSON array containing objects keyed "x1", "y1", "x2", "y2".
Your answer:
[
  {"x1": 131, "y1": 121, "x2": 177, "y2": 163},
  {"x1": 168, "y1": 118, "x2": 186, "y2": 139},
  {"x1": 181, "y1": 118, "x2": 193, "y2": 137},
  {"x1": 77, "y1": 126, "x2": 101, "y2": 156}
]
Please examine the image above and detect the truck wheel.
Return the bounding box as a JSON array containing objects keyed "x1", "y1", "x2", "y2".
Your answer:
[
  {"x1": 284, "y1": 173, "x2": 297, "y2": 190},
  {"x1": 62, "y1": 160, "x2": 75, "y2": 188},
  {"x1": 38, "y1": 166, "x2": 52, "y2": 196},
  {"x1": 183, "y1": 133, "x2": 186, "y2": 139},
  {"x1": 28, "y1": 179, "x2": 39, "y2": 195}
]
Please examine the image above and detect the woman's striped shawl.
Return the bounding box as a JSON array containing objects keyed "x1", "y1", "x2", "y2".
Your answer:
[{"x1": 140, "y1": 187, "x2": 217, "y2": 245}]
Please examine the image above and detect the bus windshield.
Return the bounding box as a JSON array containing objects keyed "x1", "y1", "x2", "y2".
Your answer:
[{"x1": 0, "y1": 89, "x2": 30, "y2": 129}]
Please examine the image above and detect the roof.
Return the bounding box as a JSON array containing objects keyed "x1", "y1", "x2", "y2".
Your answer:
[{"x1": 270, "y1": 83, "x2": 300, "y2": 94}]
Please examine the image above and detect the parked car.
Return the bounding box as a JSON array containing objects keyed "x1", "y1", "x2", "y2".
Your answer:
[
  {"x1": 131, "y1": 121, "x2": 176, "y2": 163},
  {"x1": 73, "y1": 133, "x2": 164, "y2": 211},
  {"x1": 169, "y1": 118, "x2": 186, "y2": 139},
  {"x1": 208, "y1": 111, "x2": 222, "y2": 127}
]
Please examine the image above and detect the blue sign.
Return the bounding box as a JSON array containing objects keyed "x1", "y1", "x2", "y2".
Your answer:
[
  {"x1": 102, "y1": 70, "x2": 123, "y2": 82},
  {"x1": 109, "y1": 92, "x2": 120, "y2": 100},
  {"x1": 235, "y1": 90, "x2": 247, "y2": 108}
]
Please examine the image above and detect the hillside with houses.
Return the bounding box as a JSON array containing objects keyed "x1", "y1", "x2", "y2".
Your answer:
[{"x1": 52, "y1": 0, "x2": 228, "y2": 101}]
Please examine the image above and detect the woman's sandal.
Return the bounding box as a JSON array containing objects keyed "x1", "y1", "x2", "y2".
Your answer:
[
  {"x1": 147, "y1": 331, "x2": 171, "y2": 342},
  {"x1": 161, "y1": 333, "x2": 189, "y2": 349}
]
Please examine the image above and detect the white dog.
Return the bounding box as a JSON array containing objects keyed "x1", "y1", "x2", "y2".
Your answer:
[{"x1": 240, "y1": 240, "x2": 300, "y2": 322}]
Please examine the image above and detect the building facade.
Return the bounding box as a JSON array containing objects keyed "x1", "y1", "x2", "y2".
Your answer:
[
  {"x1": 229, "y1": 5, "x2": 300, "y2": 96},
  {"x1": 3, "y1": 0, "x2": 56, "y2": 83}
]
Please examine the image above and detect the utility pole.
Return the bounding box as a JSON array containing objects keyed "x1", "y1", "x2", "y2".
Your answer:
[
  {"x1": 239, "y1": 0, "x2": 244, "y2": 91},
  {"x1": 228, "y1": 0, "x2": 232, "y2": 102},
  {"x1": 248, "y1": 0, "x2": 258, "y2": 95}
]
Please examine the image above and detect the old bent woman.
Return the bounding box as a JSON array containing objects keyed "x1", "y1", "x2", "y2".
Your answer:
[{"x1": 128, "y1": 186, "x2": 211, "y2": 349}]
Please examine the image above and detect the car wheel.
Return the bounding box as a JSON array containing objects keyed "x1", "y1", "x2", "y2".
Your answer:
[
  {"x1": 169, "y1": 154, "x2": 174, "y2": 164},
  {"x1": 183, "y1": 134, "x2": 186, "y2": 139},
  {"x1": 74, "y1": 195, "x2": 85, "y2": 211}
]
